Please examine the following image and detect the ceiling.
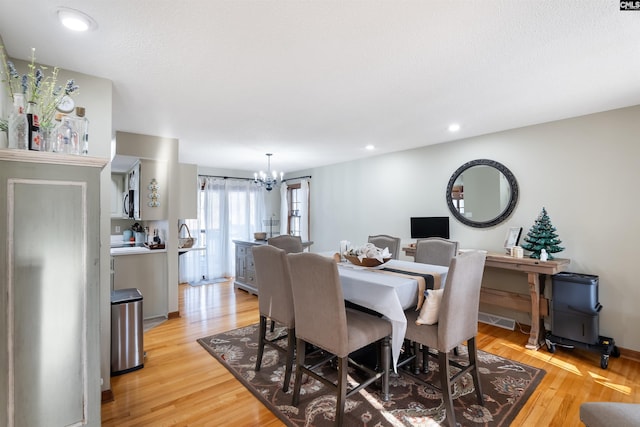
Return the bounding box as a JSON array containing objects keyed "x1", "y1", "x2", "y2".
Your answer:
[{"x1": 1, "y1": 1, "x2": 639, "y2": 174}]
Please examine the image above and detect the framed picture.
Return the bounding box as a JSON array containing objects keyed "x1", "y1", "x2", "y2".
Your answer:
[{"x1": 504, "y1": 226, "x2": 522, "y2": 249}]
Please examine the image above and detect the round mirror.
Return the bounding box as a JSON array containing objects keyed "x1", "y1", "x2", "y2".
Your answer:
[{"x1": 446, "y1": 159, "x2": 518, "y2": 228}]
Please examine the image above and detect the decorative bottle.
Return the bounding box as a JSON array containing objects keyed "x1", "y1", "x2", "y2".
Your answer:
[
  {"x1": 26, "y1": 101, "x2": 42, "y2": 151},
  {"x1": 51, "y1": 112, "x2": 64, "y2": 152},
  {"x1": 8, "y1": 93, "x2": 28, "y2": 150},
  {"x1": 74, "y1": 106, "x2": 89, "y2": 155},
  {"x1": 56, "y1": 115, "x2": 79, "y2": 154}
]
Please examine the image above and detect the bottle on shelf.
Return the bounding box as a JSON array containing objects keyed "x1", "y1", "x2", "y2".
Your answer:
[
  {"x1": 74, "y1": 106, "x2": 89, "y2": 155},
  {"x1": 8, "y1": 93, "x2": 28, "y2": 150},
  {"x1": 56, "y1": 115, "x2": 79, "y2": 154},
  {"x1": 48, "y1": 113, "x2": 64, "y2": 153},
  {"x1": 26, "y1": 101, "x2": 42, "y2": 151}
]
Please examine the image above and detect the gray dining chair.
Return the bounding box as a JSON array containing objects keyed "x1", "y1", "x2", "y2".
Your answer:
[
  {"x1": 267, "y1": 234, "x2": 304, "y2": 253},
  {"x1": 367, "y1": 234, "x2": 401, "y2": 259},
  {"x1": 403, "y1": 250, "x2": 487, "y2": 427},
  {"x1": 414, "y1": 237, "x2": 459, "y2": 267},
  {"x1": 252, "y1": 245, "x2": 296, "y2": 392},
  {"x1": 287, "y1": 252, "x2": 391, "y2": 426}
]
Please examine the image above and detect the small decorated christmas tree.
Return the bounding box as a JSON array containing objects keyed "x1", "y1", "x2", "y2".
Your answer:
[{"x1": 521, "y1": 207, "x2": 565, "y2": 259}]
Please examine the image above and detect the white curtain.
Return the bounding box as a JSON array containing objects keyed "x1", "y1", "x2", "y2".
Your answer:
[
  {"x1": 280, "y1": 182, "x2": 289, "y2": 236},
  {"x1": 180, "y1": 176, "x2": 264, "y2": 283}
]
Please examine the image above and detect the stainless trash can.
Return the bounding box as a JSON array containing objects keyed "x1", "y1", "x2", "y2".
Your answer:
[{"x1": 111, "y1": 288, "x2": 144, "y2": 375}]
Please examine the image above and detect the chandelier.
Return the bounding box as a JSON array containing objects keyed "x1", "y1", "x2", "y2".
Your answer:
[{"x1": 254, "y1": 153, "x2": 283, "y2": 191}]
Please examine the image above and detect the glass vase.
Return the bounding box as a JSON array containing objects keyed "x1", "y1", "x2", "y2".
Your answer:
[{"x1": 41, "y1": 126, "x2": 56, "y2": 152}]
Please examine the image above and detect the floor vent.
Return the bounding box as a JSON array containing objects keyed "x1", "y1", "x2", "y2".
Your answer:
[{"x1": 478, "y1": 312, "x2": 516, "y2": 330}]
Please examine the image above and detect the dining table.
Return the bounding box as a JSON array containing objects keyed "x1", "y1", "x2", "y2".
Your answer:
[{"x1": 336, "y1": 259, "x2": 449, "y2": 371}]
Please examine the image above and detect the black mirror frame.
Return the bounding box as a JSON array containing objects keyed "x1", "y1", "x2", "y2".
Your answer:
[{"x1": 445, "y1": 159, "x2": 519, "y2": 228}]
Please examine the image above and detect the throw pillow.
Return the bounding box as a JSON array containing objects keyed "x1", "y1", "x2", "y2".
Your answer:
[{"x1": 416, "y1": 288, "x2": 444, "y2": 325}]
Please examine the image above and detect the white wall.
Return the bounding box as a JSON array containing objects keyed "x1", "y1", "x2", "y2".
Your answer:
[{"x1": 293, "y1": 105, "x2": 640, "y2": 352}]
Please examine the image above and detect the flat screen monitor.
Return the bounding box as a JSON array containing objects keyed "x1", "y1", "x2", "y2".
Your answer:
[{"x1": 410, "y1": 217, "x2": 450, "y2": 239}]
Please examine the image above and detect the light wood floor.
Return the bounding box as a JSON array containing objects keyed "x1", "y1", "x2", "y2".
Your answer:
[{"x1": 101, "y1": 280, "x2": 640, "y2": 426}]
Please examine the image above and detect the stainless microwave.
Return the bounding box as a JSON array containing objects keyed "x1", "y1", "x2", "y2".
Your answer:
[{"x1": 123, "y1": 162, "x2": 140, "y2": 219}]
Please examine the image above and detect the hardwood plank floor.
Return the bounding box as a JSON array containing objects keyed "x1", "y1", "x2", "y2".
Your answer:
[{"x1": 101, "y1": 280, "x2": 640, "y2": 426}]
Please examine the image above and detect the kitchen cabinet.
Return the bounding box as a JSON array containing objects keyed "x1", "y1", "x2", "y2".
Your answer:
[
  {"x1": 0, "y1": 149, "x2": 106, "y2": 427},
  {"x1": 178, "y1": 162, "x2": 198, "y2": 219},
  {"x1": 112, "y1": 251, "x2": 167, "y2": 319}
]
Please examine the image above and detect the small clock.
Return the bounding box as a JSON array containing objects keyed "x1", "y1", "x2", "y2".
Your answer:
[{"x1": 56, "y1": 95, "x2": 75, "y2": 113}]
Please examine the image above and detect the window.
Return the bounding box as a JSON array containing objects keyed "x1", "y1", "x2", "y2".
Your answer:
[{"x1": 287, "y1": 183, "x2": 301, "y2": 236}]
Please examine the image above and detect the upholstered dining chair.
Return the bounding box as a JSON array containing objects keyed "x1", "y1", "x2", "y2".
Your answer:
[
  {"x1": 267, "y1": 234, "x2": 304, "y2": 253},
  {"x1": 252, "y1": 245, "x2": 296, "y2": 392},
  {"x1": 367, "y1": 234, "x2": 401, "y2": 259},
  {"x1": 402, "y1": 250, "x2": 487, "y2": 427},
  {"x1": 287, "y1": 252, "x2": 392, "y2": 426},
  {"x1": 414, "y1": 237, "x2": 459, "y2": 267}
]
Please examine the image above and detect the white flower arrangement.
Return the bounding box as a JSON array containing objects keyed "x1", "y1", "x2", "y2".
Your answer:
[{"x1": 344, "y1": 243, "x2": 392, "y2": 262}]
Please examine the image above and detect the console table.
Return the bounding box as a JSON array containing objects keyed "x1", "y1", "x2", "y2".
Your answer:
[
  {"x1": 402, "y1": 246, "x2": 570, "y2": 350},
  {"x1": 233, "y1": 239, "x2": 313, "y2": 295}
]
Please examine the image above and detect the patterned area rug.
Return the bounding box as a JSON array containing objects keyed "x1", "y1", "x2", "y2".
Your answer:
[{"x1": 197, "y1": 324, "x2": 545, "y2": 426}]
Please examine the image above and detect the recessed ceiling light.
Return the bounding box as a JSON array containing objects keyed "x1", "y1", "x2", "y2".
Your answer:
[
  {"x1": 365, "y1": 145, "x2": 375, "y2": 150},
  {"x1": 57, "y1": 8, "x2": 97, "y2": 32},
  {"x1": 448, "y1": 123, "x2": 461, "y2": 132}
]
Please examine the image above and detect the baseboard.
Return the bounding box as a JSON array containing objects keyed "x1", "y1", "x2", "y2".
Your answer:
[
  {"x1": 619, "y1": 346, "x2": 640, "y2": 363},
  {"x1": 168, "y1": 310, "x2": 180, "y2": 319},
  {"x1": 101, "y1": 389, "x2": 114, "y2": 403}
]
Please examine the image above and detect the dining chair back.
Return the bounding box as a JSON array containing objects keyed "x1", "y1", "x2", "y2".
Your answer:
[
  {"x1": 403, "y1": 250, "x2": 487, "y2": 427},
  {"x1": 287, "y1": 252, "x2": 392, "y2": 426},
  {"x1": 414, "y1": 237, "x2": 459, "y2": 267},
  {"x1": 267, "y1": 234, "x2": 304, "y2": 253},
  {"x1": 367, "y1": 234, "x2": 401, "y2": 259},
  {"x1": 252, "y1": 245, "x2": 296, "y2": 392}
]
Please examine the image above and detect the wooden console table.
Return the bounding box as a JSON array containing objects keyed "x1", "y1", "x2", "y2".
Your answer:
[{"x1": 402, "y1": 246, "x2": 570, "y2": 350}]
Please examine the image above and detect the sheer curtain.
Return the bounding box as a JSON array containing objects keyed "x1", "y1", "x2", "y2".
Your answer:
[
  {"x1": 180, "y1": 176, "x2": 264, "y2": 283},
  {"x1": 280, "y1": 183, "x2": 288, "y2": 236},
  {"x1": 299, "y1": 179, "x2": 309, "y2": 242}
]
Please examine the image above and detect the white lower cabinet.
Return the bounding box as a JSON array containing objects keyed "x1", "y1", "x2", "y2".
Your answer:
[
  {"x1": 112, "y1": 252, "x2": 167, "y2": 319},
  {"x1": 0, "y1": 149, "x2": 106, "y2": 427}
]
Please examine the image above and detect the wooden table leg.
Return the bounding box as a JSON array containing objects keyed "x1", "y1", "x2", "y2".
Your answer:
[{"x1": 525, "y1": 272, "x2": 542, "y2": 350}]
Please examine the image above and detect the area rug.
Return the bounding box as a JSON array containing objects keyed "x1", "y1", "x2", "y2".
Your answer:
[{"x1": 197, "y1": 324, "x2": 545, "y2": 426}]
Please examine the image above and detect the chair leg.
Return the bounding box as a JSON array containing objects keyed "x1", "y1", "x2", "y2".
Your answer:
[
  {"x1": 468, "y1": 337, "x2": 484, "y2": 405},
  {"x1": 282, "y1": 327, "x2": 295, "y2": 392},
  {"x1": 438, "y1": 351, "x2": 457, "y2": 427},
  {"x1": 270, "y1": 319, "x2": 275, "y2": 333},
  {"x1": 335, "y1": 356, "x2": 348, "y2": 426},
  {"x1": 292, "y1": 338, "x2": 306, "y2": 406},
  {"x1": 255, "y1": 315, "x2": 267, "y2": 371},
  {"x1": 422, "y1": 345, "x2": 430, "y2": 374},
  {"x1": 412, "y1": 341, "x2": 421, "y2": 374},
  {"x1": 381, "y1": 336, "x2": 390, "y2": 401}
]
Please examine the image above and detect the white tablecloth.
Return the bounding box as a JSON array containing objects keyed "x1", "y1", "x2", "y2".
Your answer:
[{"x1": 338, "y1": 259, "x2": 449, "y2": 371}]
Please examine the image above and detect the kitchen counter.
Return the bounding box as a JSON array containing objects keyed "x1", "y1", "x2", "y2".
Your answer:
[
  {"x1": 111, "y1": 250, "x2": 168, "y2": 319},
  {"x1": 110, "y1": 235, "x2": 167, "y2": 255},
  {"x1": 110, "y1": 246, "x2": 167, "y2": 255}
]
